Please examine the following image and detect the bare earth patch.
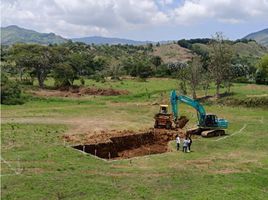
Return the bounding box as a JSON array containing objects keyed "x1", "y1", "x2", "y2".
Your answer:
[
  {"x1": 209, "y1": 169, "x2": 247, "y2": 174},
  {"x1": 64, "y1": 128, "x2": 186, "y2": 160},
  {"x1": 29, "y1": 86, "x2": 129, "y2": 98},
  {"x1": 152, "y1": 43, "x2": 193, "y2": 63}
]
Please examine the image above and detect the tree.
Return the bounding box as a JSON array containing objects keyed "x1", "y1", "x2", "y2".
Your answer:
[
  {"x1": 256, "y1": 54, "x2": 268, "y2": 84},
  {"x1": 136, "y1": 60, "x2": 152, "y2": 79},
  {"x1": 209, "y1": 33, "x2": 233, "y2": 98},
  {"x1": 93, "y1": 56, "x2": 107, "y2": 72},
  {"x1": 186, "y1": 56, "x2": 203, "y2": 99},
  {"x1": 68, "y1": 52, "x2": 94, "y2": 76},
  {"x1": 176, "y1": 57, "x2": 203, "y2": 99},
  {"x1": 11, "y1": 44, "x2": 56, "y2": 88},
  {"x1": 201, "y1": 69, "x2": 212, "y2": 96},
  {"x1": 53, "y1": 63, "x2": 76, "y2": 87},
  {"x1": 176, "y1": 62, "x2": 189, "y2": 95},
  {"x1": 151, "y1": 56, "x2": 162, "y2": 68}
]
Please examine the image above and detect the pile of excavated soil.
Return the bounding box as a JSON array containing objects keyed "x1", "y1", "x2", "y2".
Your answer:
[
  {"x1": 30, "y1": 86, "x2": 129, "y2": 98},
  {"x1": 64, "y1": 128, "x2": 186, "y2": 159}
]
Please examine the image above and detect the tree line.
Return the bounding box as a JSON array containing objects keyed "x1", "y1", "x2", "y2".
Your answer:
[{"x1": 1, "y1": 33, "x2": 268, "y2": 104}]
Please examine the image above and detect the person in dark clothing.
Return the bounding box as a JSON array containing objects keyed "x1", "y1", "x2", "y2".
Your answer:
[{"x1": 188, "y1": 136, "x2": 192, "y2": 151}]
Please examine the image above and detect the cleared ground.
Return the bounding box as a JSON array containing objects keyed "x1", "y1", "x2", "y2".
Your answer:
[{"x1": 1, "y1": 78, "x2": 268, "y2": 199}]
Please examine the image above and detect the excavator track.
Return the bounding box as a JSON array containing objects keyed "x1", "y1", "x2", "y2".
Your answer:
[
  {"x1": 201, "y1": 129, "x2": 225, "y2": 137},
  {"x1": 186, "y1": 128, "x2": 225, "y2": 137}
]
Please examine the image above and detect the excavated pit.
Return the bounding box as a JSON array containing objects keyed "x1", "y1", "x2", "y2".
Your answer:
[{"x1": 68, "y1": 129, "x2": 185, "y2": 160}]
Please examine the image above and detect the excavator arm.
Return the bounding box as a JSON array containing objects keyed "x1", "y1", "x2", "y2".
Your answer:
[{"x1": 170, "y1": 90, "x2": 206, "y2": 126}]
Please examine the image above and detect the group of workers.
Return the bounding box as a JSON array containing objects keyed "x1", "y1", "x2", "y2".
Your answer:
[{"x1": 175, "y1": 134, "x2": 192, "y2": 153}]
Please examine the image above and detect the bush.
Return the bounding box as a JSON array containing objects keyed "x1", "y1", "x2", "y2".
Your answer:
[
  {"x1": 233, "y1": 77, "x2": 251, "y2": 83},
  {"x1": 20, "y1": 79, "x2": 34, "y2": 86},
  {"x1": 92, "y1": 73, "x2": 105, "y2": 83},
  {"x1": 53, "y1": 63, "x2": 76, "y2": 88},
  {"x1": 1, "y1": 73, "x2": 24, "y2": 105},
  {"x1": 217, "y1": 96, "x2": 268, "y2": 108},
  {"x1": 80, "y1": 78, "x2": 85, "y2": 86}
]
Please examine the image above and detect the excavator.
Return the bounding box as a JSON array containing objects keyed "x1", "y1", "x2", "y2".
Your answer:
[
  {"x1": 170, "y1": 90, "x2": 228, "y2": 137},
  {"x1": 154, "y1": 90, "x2": 228, "y2": 137}
]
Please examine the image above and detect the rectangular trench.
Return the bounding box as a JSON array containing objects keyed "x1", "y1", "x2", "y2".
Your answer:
[{"x1": 72, "y1": 130, "x2": 174, "y2": 159}]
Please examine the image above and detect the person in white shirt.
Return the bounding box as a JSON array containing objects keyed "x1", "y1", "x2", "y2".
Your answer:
[
  {"x1": 175, "y1": 134, "x2": 180, "y2": 151},
  {"x1": 183, "y1": 137, "x2": 190, "y2": 153}
]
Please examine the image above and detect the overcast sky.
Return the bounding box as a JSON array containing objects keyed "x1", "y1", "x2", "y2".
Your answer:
[{"x1": 1, "y1": 0, "x2": 268, "y2": 41}]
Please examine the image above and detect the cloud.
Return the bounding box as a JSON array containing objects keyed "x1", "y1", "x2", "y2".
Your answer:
[
  {"x1": 1, "y1": 0, "x2": 168, "y2": 37},
  {"x1": 171, "y1": 0, "x2": 268, "y2": 25},
  {"x1": 1, "y1": 0, "x2": 268, "y2": 38}
]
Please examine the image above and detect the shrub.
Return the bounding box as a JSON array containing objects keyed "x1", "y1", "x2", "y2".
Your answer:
[
  {"x1": 217, "y1": 96, "x2": 268, "y2": 108},
  {"x1": 1, "y1": 73, "x2": 24, "y2": 105},
  {"x1": 53, "y1": 63, "x2": 76, "y2": 88}
]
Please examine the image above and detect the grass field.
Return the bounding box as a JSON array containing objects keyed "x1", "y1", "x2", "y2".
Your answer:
[{"x1": 1, "y1": 78, "x2": 268, "y2": 199}]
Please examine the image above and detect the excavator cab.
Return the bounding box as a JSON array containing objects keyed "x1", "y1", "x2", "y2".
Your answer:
[
  {"x1": 203, "y1": 114, "x2": 228, "y2": 129},
  {"x1": 204, "y1": 114, "x2": 218, "y2": 127},
  {"x1": 159, "y1": 105, "x2": 168, "y2": 114}
]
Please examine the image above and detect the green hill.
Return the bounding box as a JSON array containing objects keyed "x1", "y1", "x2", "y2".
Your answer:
[
  {"x1": 243, "y1": 28, "x2": 268, "y2": 47},
  {"x1": 1, "y1": 25, "x2": 68, "y2": 45},
  {"x1": 192, "y1": 41, "x2": 267, "y2": 58}
]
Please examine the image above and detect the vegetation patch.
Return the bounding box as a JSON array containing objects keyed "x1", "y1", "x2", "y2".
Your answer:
[{"x1": 217, "y1": 96, "x2": 268, "y2": 108}]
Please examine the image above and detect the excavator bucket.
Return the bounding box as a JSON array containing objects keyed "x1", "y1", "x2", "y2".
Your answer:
[{"x1": 175, "y1": 116, "x2": 189, "y2": 129}]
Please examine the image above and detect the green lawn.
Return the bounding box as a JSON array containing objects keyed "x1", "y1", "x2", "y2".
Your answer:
[{"x1": 1, "y1": 78, "x2": 268, "y2": 199}]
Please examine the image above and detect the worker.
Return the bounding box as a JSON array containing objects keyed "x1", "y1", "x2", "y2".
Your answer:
[
  {"x1": 188, "y1": 136, "x2": 192, "y2": 152},
  {"x1": 161, "y1": 107, "x2": 167, "y2": 114},
  {"x1": 183, "y1": 137, "x2": 189, "y2": 153},
  {"x1": 175, "y1": 134, "x2": 180, "y2": 150}
]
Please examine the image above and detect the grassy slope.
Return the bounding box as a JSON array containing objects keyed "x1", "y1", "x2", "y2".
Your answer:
[
  {"x1": 1, "y1": 79, "x2": 268, "y2": 200},
  {"x1": 192, "y1": 41, "x2": 268, "y2": 58},
  {"x1": 1, "y1": 25, "x2": 67, "y2": 45},
  {"x1": 244, "y1": 28, "x2": 268, "y2": 47}
]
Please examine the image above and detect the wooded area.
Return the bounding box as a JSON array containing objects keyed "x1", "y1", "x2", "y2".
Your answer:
[{"x1": 1, "y1": 33, "x2": 268, "y2": 104}]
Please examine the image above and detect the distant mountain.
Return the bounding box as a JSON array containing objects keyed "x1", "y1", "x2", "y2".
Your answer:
[
  {"x1": 243, "y1": 28, "x2": 268, "y2": 47},
  {"x1": 1, "y1": 25, "x2": 68, "y2": 45},
  {"x1": 72, "y1": 36, "x2": 152, "y2": 45}
]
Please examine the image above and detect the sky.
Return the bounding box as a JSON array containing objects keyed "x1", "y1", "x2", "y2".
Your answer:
[{"x1": 1, "y1": 0, "x2": 268, "y2": 41}]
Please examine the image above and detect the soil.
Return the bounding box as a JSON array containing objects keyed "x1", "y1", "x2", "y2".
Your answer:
[
  {"x1": 64, "y1": 128, "x2": 186, "y2": 160},
  {"x1": 29, "y1": 86, "x2": 129, "y2": 98}
]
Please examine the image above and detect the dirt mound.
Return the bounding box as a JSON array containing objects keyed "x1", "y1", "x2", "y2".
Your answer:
[
  {"x1": 30, "y1": 86, "x2": 129, "y2": 98},
  {"x1": 79, "y1": 87, "x2": 128, "y2": 96},
  {"x1": 64, "y1": 128, "x2": 185, "y2": 159}
]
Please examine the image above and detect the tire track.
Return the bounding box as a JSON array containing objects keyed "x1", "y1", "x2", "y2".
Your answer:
[{"x1": 215, "y1": 124, "x2": 247, "y2": 141}]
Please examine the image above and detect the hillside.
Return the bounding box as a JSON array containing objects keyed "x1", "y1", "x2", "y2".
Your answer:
[
  {"x1": 243, "y1": 28, "x2": 268, "y2": 47},
  {"x1": 192, "y1": 41, "x2": 268, "y2": 58},
  {"x1": 1, "y1": 25, "x2": 68, "y2": 45},
  {"x1": 72, "y1": 36, "x2": 151, "y2": 45},
  {"x1": 152, "y1": 43, "x2": 193, "y2": 63}
]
